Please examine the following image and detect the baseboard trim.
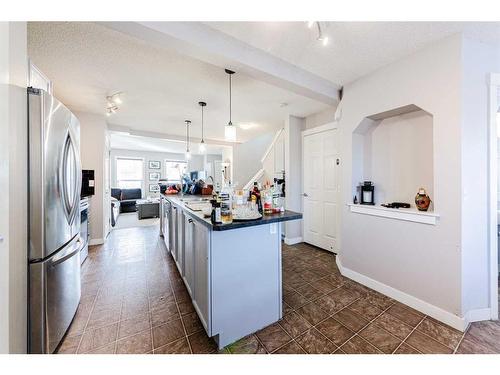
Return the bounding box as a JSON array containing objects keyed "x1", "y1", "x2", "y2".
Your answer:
[
  {"x1": 284, "y1": 236, "x2": 303, "y2": 245},
  {"x1": 465, "y1": 308, "x2": 491, "y2": 325},
  {"x1": 336, "y1": 256, "x2": 467, "y2": 332},
  {"x1": 89, "y1": 238, "x2": 105, "y2": 246}
]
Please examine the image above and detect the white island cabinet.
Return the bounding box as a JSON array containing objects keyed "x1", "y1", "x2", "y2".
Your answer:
[{"x1": 161, "y1": 194, "x2": 302, "y2": 349}]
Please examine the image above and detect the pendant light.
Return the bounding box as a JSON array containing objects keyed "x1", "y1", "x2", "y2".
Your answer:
[
  {"x1": 185, "y1": 120, "x2": 191, "y2": 160},
  {"x1": 198, "y1": 101, "x2": 207, "y2": 153},
  {"x1": 224, "y1": 69, "x2": 237, "y2": 142}
]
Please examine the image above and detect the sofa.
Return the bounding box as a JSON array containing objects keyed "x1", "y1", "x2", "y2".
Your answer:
[{"x1": 111, "y1": 188, "x2": 142, "y2": 213}]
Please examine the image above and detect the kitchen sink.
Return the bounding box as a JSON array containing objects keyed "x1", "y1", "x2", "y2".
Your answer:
[{"x1": 180, "y1": 197, "x2": 211, "y2": 202}]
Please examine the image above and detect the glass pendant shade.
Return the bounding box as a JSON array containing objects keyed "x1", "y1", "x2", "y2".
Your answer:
[
  {"x1": 199, "y1": 140, "x2": 206, "y2": 153},
  {"x1": 199, "y1": 101, "x2": 207, "y2": 153},
  {"x1": 225, "y1": 69, "x2": 237, "y2": 142},
  {"x1": 225, "y1": 122, "x2": 236, "y2": 142}
]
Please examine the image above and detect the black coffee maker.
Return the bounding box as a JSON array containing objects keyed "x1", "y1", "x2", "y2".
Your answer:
[{"x1": 360, "y1": 181, "x2": 375, "y2": 205}]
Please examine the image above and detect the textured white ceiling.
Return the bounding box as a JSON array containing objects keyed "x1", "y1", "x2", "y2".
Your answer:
[
  {"x1": 206, "y1": 22, "x2": 500, "y2": 85},
  {"x1": 27, "y1": 22, "x2": 330, "y2": 143},
  {"x1": 110, "y1": 132, "x2": 228, "y2": 155}
]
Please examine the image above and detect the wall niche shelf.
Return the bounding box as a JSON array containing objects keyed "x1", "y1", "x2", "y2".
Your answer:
[
  {"x1": 348, "y1": 204, "x2": 439, "y2": 225},
  {"x1": 352, "y1": 104, "x2": 435, "y2": 213}
]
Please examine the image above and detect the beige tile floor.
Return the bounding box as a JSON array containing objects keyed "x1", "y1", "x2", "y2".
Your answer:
[{"x1": 56, "y1": 225, "x2": 500, "y2": 354}]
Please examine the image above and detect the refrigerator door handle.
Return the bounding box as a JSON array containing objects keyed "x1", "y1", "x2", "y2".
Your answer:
[
  {"x1": 50, "y1": 237, "x2": 81, "y2": 266},
  {"x1": 60, "y1": 131, "x2": 80, "y2": 225}
]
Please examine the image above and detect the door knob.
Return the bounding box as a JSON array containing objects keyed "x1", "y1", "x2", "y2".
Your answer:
[
  {"x1": 303, "y1": 193, "x2": 309, "y2": 197},
  {"x1": 0, "y1": 235, "x2": 4, "y2": 243}
]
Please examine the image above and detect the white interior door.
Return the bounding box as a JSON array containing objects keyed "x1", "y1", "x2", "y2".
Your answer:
[{"x1": 303, "y1": 128, "x2": 339, "y2": 252}]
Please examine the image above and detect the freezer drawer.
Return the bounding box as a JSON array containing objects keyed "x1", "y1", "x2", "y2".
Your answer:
[{"x1": 29, "y1": 235, "x2": 82, "y2": 354}]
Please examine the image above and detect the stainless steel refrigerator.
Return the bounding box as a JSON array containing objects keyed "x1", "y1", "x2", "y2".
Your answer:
[{"x1": 28, "y1": 87, "x2": 83, "y2": 354}]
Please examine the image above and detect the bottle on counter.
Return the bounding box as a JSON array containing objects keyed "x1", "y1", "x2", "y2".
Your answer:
[
  {"x1": 219, "y1": 183, "x2": 233, "y2": 224},
  {"x1": 263, "y1": 185, "x2": 273, "y2": 215},
  {"x1": 210, "y1": 199, "x2": 222, "y2": 224},
  {"x1": 271, "y1": 183, "x2": 283, "y2": 213},
  {"x1": 251, "y1": 181, "x2": 262, "y2": 214}
]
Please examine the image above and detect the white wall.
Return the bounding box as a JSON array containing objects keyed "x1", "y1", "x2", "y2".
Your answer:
[
  {"x1": 284, "y1": 115, "x2": 305, "y2": 242},
  {"x1": 232, "y1": 132, "x2": 275, "y2": 188},
  {"x1": 305, "y1": 106, "x2": 337, "y2": 129},
  {"x1": 339, "y1": 34, "x2": 465, "y2": 324},
  {"x1": 460, "y1": 37, "x2": 500, "y2": 315},
  {"x1": 0, "y1": 21, "x2": 28, "y2": 354},
  {"x1": 77, "y1": 111, "x2": 108, "y2": 244}
]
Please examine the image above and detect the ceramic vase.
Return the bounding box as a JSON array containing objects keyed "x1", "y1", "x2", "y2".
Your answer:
[{"x1": 415, "y1": 187, "x2": 431, "y2": 211}]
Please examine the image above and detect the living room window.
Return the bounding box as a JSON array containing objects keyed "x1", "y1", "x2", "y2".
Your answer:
[
  {"x1": 164, "y1": 160, "x2": 188, "y2": 183},
  {"x1": 116, "y1": 157, "x2": 144, "y2": 190}
]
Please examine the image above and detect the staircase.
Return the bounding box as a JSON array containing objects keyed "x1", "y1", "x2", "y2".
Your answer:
[{"x1": 243, "y1": 128, "x2": 285, "y2": 190}]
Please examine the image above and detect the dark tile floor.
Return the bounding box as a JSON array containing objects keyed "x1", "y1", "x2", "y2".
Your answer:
[{"x1": 56, "y1": 225, "x2": 500, "y2": 354}]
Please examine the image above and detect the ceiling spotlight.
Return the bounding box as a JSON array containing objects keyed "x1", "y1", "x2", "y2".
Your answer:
[
  {"x1": 308, "y1": 22, "x2": 330, "y2": 47},
  {"x1": 106, "y1": 105, "x2": 118, "y2": 116},
  {"x1": 107, "y1": 92, "x2": 123, "y2": 105},
  {"x1": 105, "y1": 92, "x2": 122, "y2": 116}
]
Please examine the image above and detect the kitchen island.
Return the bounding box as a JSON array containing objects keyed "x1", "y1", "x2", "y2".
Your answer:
[{"x1": 159, "y1": 194, "x2": 302, "y2": 349}]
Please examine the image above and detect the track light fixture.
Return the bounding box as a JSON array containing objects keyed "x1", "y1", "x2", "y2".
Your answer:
[
  {"x1": 306, "y1": 22, "x2": 329, "y2": 46},
  {"x1": 105, "y1": 92, "x2": 123, "y2": 116}
]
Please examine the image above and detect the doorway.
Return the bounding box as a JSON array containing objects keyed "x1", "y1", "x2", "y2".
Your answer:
[{"x1": 302, "y1": 123, "x2": 340, "y2": 253}]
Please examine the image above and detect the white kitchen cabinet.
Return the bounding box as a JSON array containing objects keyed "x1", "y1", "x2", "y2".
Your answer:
[
  {"x1": 181, "y1": 212, "x2": 210, "y2": 331},
  {"x1": 193, "y1": 219, "x2": 210, "y2": 332},
  {"x1": 170, "y1": 205, "x2": 178, "y2": 261},
  {"x1": 176, "y1": 208, "x2": 185, "y2": 275},
  {"x1": 161, "y1": 197, "x2": 171, "y2": 252},
  {"x1": 183, "y1": 215, "x2": 195, "y2": 297}
]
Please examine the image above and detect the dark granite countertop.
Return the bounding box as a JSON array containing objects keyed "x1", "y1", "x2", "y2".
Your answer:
[{"x1": 162, "y1": 194, "x2": 302, "y2": 231}]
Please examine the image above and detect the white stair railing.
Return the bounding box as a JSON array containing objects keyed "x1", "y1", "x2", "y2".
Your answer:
[
  {"x1": 242, "y1": 128, "x2": 284, "y2": 190},
  {"x1": 243, "y1": 168, "x2": 265, "y2": 191}
]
